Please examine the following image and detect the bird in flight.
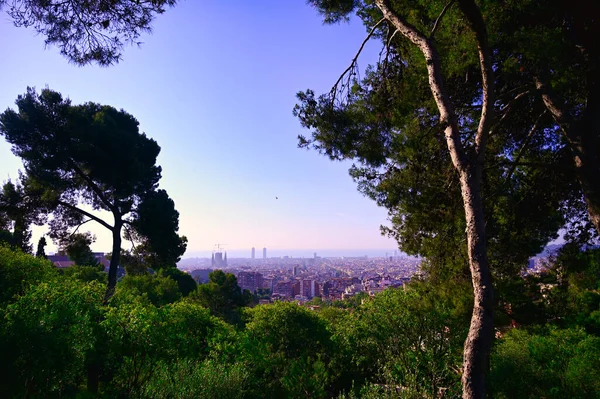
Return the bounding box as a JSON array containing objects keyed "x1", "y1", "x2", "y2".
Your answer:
[{"x1": 276, "y1": 197, "x2": 278, "y2": 200}]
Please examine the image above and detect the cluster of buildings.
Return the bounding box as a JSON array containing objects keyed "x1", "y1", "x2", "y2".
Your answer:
[
  {"x1": 47, "y1": 252, "x2": 110, "y2": 269},
  {"x1": 182, "y1": 249, "x2": 419, "y2": 302}
]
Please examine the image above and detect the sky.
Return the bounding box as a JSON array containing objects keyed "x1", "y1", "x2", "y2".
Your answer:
[{"x1": 0, "y1": 0, "x2": 400, "y2": 257}]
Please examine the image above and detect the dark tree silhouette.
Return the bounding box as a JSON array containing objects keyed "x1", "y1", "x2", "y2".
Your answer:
[
  {"x1": 0, "y1": 87, "x2": 186, "y2": 300},
  {"x1": 0, "y1": 0, "x2": 177, "y2": 65}
]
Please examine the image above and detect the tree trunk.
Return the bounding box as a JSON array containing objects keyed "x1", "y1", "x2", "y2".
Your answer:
[
  {"x1": 535, "y1": 77, "x2": 600, "y2": 235},
  {"x1": 374, "y1": 1, "x2": 494, "y2": 397},
  {"x1": 105, "y1": 219, "x2": 122, "y2": 303},
  {"x1": 573, "y1": 143, "x2": 600, "y2": 234},
  {"x1": 574, "y1": 79, "x2": 600, "y2": 234},
  {"x1": 459, "y1": 168, "x2": 494, "y2": 398}
]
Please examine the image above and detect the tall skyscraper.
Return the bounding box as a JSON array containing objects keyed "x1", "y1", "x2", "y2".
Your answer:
[
  {"x1": 251, "y1": 247, "x2": 255, "y2": 259},
  {"x1": 263, "y1": 247, "x2": 267, "y2": 259}
]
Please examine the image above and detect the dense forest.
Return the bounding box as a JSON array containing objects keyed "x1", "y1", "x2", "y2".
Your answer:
[{"x1": 1, "y1": 0, "x2": 599, "y2": 398}]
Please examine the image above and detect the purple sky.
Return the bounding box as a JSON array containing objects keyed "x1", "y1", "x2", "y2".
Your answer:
[{"x1": 0, "y1": 0, "x2": 400, "y2": 257}]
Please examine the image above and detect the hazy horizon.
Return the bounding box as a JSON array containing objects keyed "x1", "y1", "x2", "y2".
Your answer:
[{"x1": 180, "y1": 248, "x2": 406, "y2": 260}]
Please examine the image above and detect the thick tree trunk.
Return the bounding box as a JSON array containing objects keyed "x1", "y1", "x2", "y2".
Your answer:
[
  {"x1": 105, "y1": 219, "x2": 122, "y2": 303},
  {"x1": 573, "y1": 79, "x2": 600, "y2": 234},
  {"x1": 374, "y1": 1, "x2": 494, "y2": 397},
  {"x1": 536, "y1": 77, "x2": 600, "y2": 235},
  {"x1": 458, "y1": 168, "x2": 494, "y2": 398},
  {"x1": 573, "y1": 144, "x2": 600, "y2": 234}
]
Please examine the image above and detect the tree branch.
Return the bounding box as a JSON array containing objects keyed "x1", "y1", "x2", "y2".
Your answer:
[
  {"x1": 489, "y1": 90, "x2": 530, "y2": 138},
  {"x1": 458, "y1": 0, "x2": 495, "y2": 162},
  {"x1": 330, "y1": 17, "x2": 386, "y2": 103},
  {"x1": 534, "y1": 76, "x2": 575, "y2": 143},
  {"x1": 374, "y1": 0, "x2": 468, "y2": 173},
  {"x1": 503, "y1": 111, "x2": 546, "y2": 183},
  {"x1": 69, "y1": 218, "x2": 93, "y2": 237},
  {"x1": 57, "y1": 200, "x2": 113, "y2": 231},
  {"x1": 430, "y1": 0, "x2": 455, "y2": 39},
  {"x1": 68, "y1": 159, "x2": 117, "y2": 213}
]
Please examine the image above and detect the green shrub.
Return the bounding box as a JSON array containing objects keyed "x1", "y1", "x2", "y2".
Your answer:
[
  {"x1": 141, "y1": 359, "x2": 248, "y2": 399},
  {"x1": 0, "y1": 245, "x2": 57, "y2": 305},
  {"x1": 0, "y1": 278, "x2": 104, "y2": 398},
  {"x1": 490, "y1": 327, "x2": 600, "y2": 399}
]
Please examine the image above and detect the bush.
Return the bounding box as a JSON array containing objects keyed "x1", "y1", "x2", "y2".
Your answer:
[
  {"x1": 141, "y1": 359, "x2": 248, "y2": 399},
  {"x1": 344, "y1": 288, "x2": 465, "y2": 397},
  {"x1": 241, "y1": 302, "x2": 336, "y2": 398},
  {"x1": 490, "y1": 327, "x2": 600, "y2": 398},
  {"x1": 102, "y1": 299, "x2": 232, "y2": 396},
  {"x1": 0, "y1": 278, "x2": 104, "y2": 398},
  {"x1": 0, "y1": 245, "x2": 57, "y2": 306},
  {"x1": 111, "y1": 273, "x2": 181, "y2": 307}
]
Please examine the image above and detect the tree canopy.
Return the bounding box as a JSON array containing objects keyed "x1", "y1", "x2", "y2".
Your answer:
[
  {"x1": 0, "y1": 0, "x2": 178, "y2": 66},
  {"x1": 0, "y1": 87, "x2": 187, "y2": 299},
  {"x1": 60, "y1": 232, "x2": 99, "y2": 267},
  {"x1": 296, "y1": 0, "x2": 600, "y2": 396}
]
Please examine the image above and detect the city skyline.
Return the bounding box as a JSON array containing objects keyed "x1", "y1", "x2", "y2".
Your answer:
[
  {"x1": 183, "y1": 247, "x2": 405, "y2": 260},
  {"x1": 0, "y1": 0, "x2": 397, "y2": 254}
]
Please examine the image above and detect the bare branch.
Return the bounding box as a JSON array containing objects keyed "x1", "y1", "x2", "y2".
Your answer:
[
  {"x1": 57, "y1": 200, "x2": 113, "y2": 231},
  {"x1": 330, "y1": 17, "x2": 387, "y2": 104},
  {"x1": 68, "y1": 158, "x2": 117, "y2": 214},
  {"x1": 489, "y1": 90, "x2": 530, "y2": 137},
  {"x1": 458, "y1": 0, "x2": 495, "y2": 162},
  {"x1": 504, "y1": 111, "x2": 547, "y2": 183},
  {"x1": 430, "y1": 0, "x2": 455, "y2": 39},
  {"x1": 69, "y1": 218, "x2": 93, "y2": 238},
  {"x1": 387, "y1": 29, "x2": 401, "y2": 47},
  {"x1": 375, "y1": 0, "x2": 468, "y2": 173}
]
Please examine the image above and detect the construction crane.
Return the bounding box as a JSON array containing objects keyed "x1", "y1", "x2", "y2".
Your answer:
[{"x1": 213, "y1": 243, "x2": 227, "y2": 253}]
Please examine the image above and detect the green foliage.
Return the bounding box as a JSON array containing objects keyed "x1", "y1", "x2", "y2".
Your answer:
[
  {"x1": 0, "y1": 244, "x2": 57, "y2": 305},
  {"x1": 296, "y1": 0, "x2": 574, "y2": 294},
  {"x1": 0, "y1": 277, "x2": 104, "y2": 398},
  {"x1": 121, "y1": 247, "x2": 149, "y2": 275},
  {"x1": 63, "y1": 265, "x2": 108, "y2": 284},
  {"x1": 0, "y1": 245, "x2": 596, "y2": 399},
  {"x1": 241, "y1": 301, "x2": 336, "y2": 398},
  {"x1": 1, "y1": 0, "x2": 178, "y2": 66},
  {"x1": 255, "y1": 287, "x2": 271, "y2": 300},
  {"x1": 0, "y1": 87, "x2": 185, "y2": 296},
  {"x1": 189, "y1": 270, "x2": 249, "y2": 324},
  {"x1": 513, "y1": 246, "x2": 600, "y2": 334},
  {"x1": 0, "y1": 178, "x2": 43, "y2": 253},
  {"x1": 159, "y1": 267, "x2": 197, "y2": 297},
  {"x1": 60, "y1": 232, "x2": 99, "y2": 267},
  {"x1": 102, "y1": 299, "x2": 230, "y2": 397},
  {"x1": 490, "y1": 328, "x2": 600, "y2": 399},
  {"x1": 342, "y1": 288, "x2": 466, "y2": 397},
  {"x1": 35, "y1": 235, "x2": 47, "y2": 258},
  {"x1": 141, "y1": 359, "x2": 248, "y2": 399},
  {"x1": 112, "y1": 274, "x2": 181, "y2": 307},
  {"x1": 332, "y1": 291, "x2": 369, "y2": 309},
  {"x1": 131, "y1": 189, "x2": 188, "y2": 268}
]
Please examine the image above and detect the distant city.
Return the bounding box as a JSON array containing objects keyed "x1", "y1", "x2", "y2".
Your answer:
[
  {"x1": 176, "y1": 245, "x2": 560, "y2": 303},
  {"x1": 182, "y1": 248, "x2": 406, "y2": 260},
  {"x1": 177, "y1": 246, "x2": 421, "y2": 302}
]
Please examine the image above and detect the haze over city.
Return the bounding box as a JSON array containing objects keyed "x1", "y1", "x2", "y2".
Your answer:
[{"x1": 0, "y1": 0, "x2": 398, "y2": 255}]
